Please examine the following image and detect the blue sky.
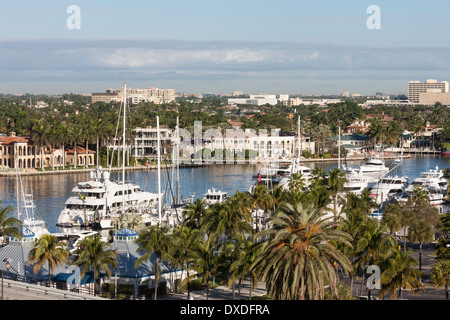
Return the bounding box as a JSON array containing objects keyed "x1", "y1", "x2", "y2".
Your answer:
[{"x1": 1, "y1": 0, "x2": 450, "y2": 95}]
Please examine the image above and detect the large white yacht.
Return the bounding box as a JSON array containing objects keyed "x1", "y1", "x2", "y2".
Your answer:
[
  {"x1": 343, "y1": 169, "x2": 379, "y2": 194},
  {"x1": 56, "y1": 168, "x2": 161, "y2": 229},
  {"x1": 400, "y1": 166, "x2": 449, "y2": 205},
  {"x1": 343, "y1": 154, "x2": 389, "y2": 176},
  {"x1": 369, "y1": 175, "x2": 408, "y2": 204}
]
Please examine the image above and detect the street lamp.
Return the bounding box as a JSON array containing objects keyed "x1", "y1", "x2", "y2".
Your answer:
[{"x1": 1, "y1": 259, "x2": 10, "y2": 300}]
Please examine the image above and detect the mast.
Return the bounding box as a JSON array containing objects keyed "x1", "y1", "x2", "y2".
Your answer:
[
  {"x1": 176, "y1": 116, "x2": 180, "y2": 204},
  {"x1": 157, "y1": 115, "x2": 162, "y2": 224},
  {"x1": 338, "y1": 125, "x2": 341, "y2": 169},
  {"x1": 297, "y1": 116, "x2": 301, "y2": 158},
  {"x1": 122, "y1": 83, "x2": 127, "y2": 214}
]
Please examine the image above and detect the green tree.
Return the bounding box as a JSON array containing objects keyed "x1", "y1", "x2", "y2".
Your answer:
[
  {"x1": 135, "y1": 224, "x2": 174, "y2": 300},
  {"x1": 0, "y1": 200, "x2": 22, "y2": 240},
  {"x1": 408, "y1": 219, "x2": 434, "y2": 272},
  {"x1": 254, "y1": 202, "x2": 352, "y2": 300},
  {"x1": 27, "y1": 234, "x2": 69, "y2": 282},
  {"x1": 72, "y1": 234, "x2": 117, "y2": 296},
  {"x1": 430, "y1": 260, "x2": 450, "y2": 300},
  {"x1": 378, "y1": 249, "x2": 424, "y2": 300}
]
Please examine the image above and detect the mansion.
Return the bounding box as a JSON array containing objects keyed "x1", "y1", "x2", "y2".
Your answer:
[{"x1": 0, "y1": 133, "x2": 95, "y2": 171}]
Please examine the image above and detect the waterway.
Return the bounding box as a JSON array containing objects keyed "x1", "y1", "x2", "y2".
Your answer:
[{"x1": 0, "y1": 155, "x2": 448, "y2": 233}]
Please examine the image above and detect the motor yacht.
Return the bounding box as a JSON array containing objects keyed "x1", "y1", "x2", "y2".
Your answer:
[{"x1": 56, "y1": 167, "x2": 161, "y2": 229}]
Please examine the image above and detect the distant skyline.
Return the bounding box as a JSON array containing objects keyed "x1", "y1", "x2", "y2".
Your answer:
[{"x1": 1, "y1": 1, "x2": 450, "y2": 95}]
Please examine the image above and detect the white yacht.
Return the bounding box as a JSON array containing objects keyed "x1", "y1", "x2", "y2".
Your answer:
[
  {"x1": 15, "y1": 171, "x2": 49, "y2": 239},
  {"x1": 56, "y1": 168, "x2": 161, "y2": 229},
  {"x1": 401, "y1": 166, "x2": 449, "y2": 205},
  {"x1": 405, "y1": 165, "x2": 448, "y2": 194},
  {"x1": 203, "y1": 188, "x2": 228, "y2": 206},
  {"x1": 17, "y1": 193, "x2": 49, "y2": 239},
  {"x1": 343, "y1": 169, "x2": 379, "y2": 194},
  {"x1": 369, "y1": 175, "x2": 408, "y2": 204},
  {"x1": 343, "y1": 154, "x2": 389, "y2": 176}
]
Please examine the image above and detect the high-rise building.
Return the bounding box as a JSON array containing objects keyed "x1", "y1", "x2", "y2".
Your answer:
[
  {"x1": 408, "y1": 79, "x2": 448, "y2": 103},
  {"x1": 92, "y1": 86, "x2": 176, "y2": 104}
]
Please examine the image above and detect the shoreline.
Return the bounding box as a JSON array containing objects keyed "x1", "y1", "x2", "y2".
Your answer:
[{"x1": 0, "y1": 154, "x2": 414, "y2": 177}]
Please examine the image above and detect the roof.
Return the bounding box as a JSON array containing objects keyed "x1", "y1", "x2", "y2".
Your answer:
[
  {"x1": 0, "y1": 136, "x2": 29, "y2": 145},
  {"x1": 114, "y1": 228, "x2": 138, "y2": 237}
]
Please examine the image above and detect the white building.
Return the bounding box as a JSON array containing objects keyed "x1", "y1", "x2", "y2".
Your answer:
[{"x1": 228, "y1": 94, "x2": 285, "y2": 106}]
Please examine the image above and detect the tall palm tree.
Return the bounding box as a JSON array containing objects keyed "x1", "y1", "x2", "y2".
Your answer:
[
  {"x1": 408, "y1": 219, "x2": 434, "y2": 272},
  {"x1": 31, "y1": 121, "x2": 50, "y2": 171},
  {"x1": 228, "y1": 235, "x2": 260, "y2": 300},
  {"x1": 0, "y1": 200, "x2": 22, "y2": 240},
  {"x1": 248, "y1": 184, "x2": 275, "y2": 233},
  {"x1": 72, "y1": 234, "x2": 117, "y2": 296},
  {"x1": 69, "y1": 123, "x2": 83, "y2": 168},
  {"x1": 378, "y1": 249, "x2": 424, "y2": 300},
  {"x1": 171, "y1": 226, "x2": 203, "y2": 299},
  {"x1": 27, "y1": 234, "x2": 69, "y2": 282},
  {"x1": 430, "y1": 260, "x2": 450, "y2": 300},
  {"x1": 287, "y1": 172, "x2": 306, "y2": 194},
  {"x1": 190, "y1": 237, "x2": 221, "y2": 300},
  {"x1": 354, "y1": 219, "x2": 396, "y2": 296},
  {"x1": 327, "y1": 168, "x2": 347, "y2": 219},
  {"x1": 254, "y1": 202, "x2": 352, "y2": 300},
  {"x1": 200, "y1": 200, "x2": 251, "y2": 243},
  {"x1": 135, "y1": 224, "x2": 174, "y2": 300},
  {"x1": 182, "y1": 198, "x2": 208, "y2": 229}
]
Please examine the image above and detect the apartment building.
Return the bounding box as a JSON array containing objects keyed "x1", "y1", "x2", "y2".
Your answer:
[
  {"x1": 408, "y1": 79, "x2": 448, "y2": 103},
  {"x1": 92, "y1": 86, "x2": 176, "y2": 104}
]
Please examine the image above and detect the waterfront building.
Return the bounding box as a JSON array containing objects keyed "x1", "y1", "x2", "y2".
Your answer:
[
  {"x1": 204, "y1": 128, "x2": 315, "y2": 160},
  {"x1": 408, "y1": 79, "x2": 449, "y2": 103},
  {"x1": 133, "y1": 126, "x2": 173, "y2": 160},
  {"x1": 228, "y1": 94, "x2": 280, "y2": 106},
  {"x1": 0, "y1": 132, "x2": 95, "y2": 170}
]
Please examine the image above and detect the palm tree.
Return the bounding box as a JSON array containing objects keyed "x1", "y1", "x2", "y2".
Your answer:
[
  {"x1": 190, "y1": 237, "x2": 221, "y2": 300},
  {"x1": 171, "y1": 226, "x2": 203, "y2": 299},
  {"x1": 381, "y1": 203, "x2": 402, "y2": 237},
  {"x1": 228, "y1": 235, "x2": 260, "y2": 300},
  {"x1": 378, "y1": 249, "x2": 424, "y2": 300},
  {"x1": 201, "y1": 200, "x2": 251, "y2": 243},
  {"x1": 69, "y1": 124, "x2": 83, "y2": 168},
  {"x1": 287, "y1": 172, "x2": 306, "y2": 194},
  {"x1": 430, "y1": 260, "x2": 450, "y2": 300},
  {"x1": 31, "y1": 121, "x2": 50, "y2": 171},
  {"x1": 27, "y1": 234, "x2": 69, "y2": 282},
  {"x1": 134, "y1": 224, "x2": 174, "y2": 300},
  {"x1": 248, "y1": 184, "x2": 275, "y2": 233},
  {"x1": 183, "y1": 198, "x2": 208, "y2": 229},
  {"x1": 254, "y1": 202, "x2": 352, "y2": 300},
  {"x1": 72, "y1": 234, "x2": 117, "y2": 295},
  {"x1": 327, "y1": 168, "x2": 347, "y2": 219},
  {"x1": 408, "y1": 219, "x2": 434, "y2": 272},
  {"x1": 0, "y1": 200, "x2": 22, "y2": 241},
  {"x1": 354, "y1": 219, "x2": 396, "y2": 296}
]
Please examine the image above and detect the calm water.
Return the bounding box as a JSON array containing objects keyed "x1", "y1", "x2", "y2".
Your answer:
[{"x1": 0, "y1": 155, "x2": 449, "y2": 233}]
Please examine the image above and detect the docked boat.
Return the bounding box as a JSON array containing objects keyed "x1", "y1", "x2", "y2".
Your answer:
[
  {"x1": 56, "y1": 167, "x2": 161, "y2": 229},
  {"x1": 369, "y1": 175, "x2": 408, "y2": 204},
  {"x1": 399, "y1": 166, "x2": 449, "y2": 205},
  {"x1": 343, "y1": 169, "x2": 379, "y2": 194},
  {"x1": 203, "y1": 188, "x2": 228, "y2": 206},
  {"x1": 343, "y1": 154, "x2": 389, "y2": 176}
]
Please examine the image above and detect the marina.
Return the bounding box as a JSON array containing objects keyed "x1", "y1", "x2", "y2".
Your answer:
[{"x1": 0, "y1": 154, "x2": 448, "y2": 234}]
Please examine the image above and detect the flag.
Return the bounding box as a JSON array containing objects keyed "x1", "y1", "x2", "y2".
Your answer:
[
  {"x1": 79, "y1": 193, "x2": 86, "y2": 201},
  {"x1": 258, "y1": 173, "x2": 261, "y2": 183}
]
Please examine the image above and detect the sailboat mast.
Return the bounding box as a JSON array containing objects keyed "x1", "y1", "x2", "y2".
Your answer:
[
  {"x1": 176, "y1": 116, "x2": 180, "y2": 204},
  {"x1": 122, "y1": 83, "x2": 127, "y2": 213},
  {"x1": 338, "y1": 125, "x2": 341, "y2": 169},
  {"x1": 157, "y1": 115, "x2": 162, "y2": 224}
]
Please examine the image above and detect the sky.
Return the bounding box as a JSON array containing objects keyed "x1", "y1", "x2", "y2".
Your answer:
[{"x1": 1, "y1": 0, "x2": 450, "y2": 95}]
